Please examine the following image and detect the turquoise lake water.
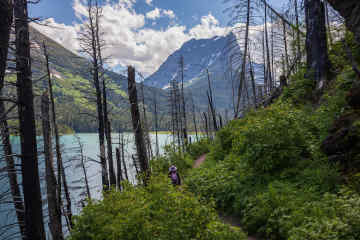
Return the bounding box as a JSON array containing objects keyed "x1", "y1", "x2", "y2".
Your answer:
[{"x1": 0, "y1": 132, "x2": 189, "y2": 239}]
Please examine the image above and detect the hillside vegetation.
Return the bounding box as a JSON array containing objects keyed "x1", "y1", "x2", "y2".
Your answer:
[{"x1": 69, "y1": 33, "x2": 360, "y2": 239}]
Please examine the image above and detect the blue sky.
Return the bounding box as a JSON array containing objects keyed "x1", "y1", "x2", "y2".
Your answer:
[{"x1": 30, "y1": 0, "x2": 286, "y2": 76}]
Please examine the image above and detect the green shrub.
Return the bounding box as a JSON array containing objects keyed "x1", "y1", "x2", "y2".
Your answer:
[
  {"x1": 69, "y1": 175, "x2": 247, "y2": 240},
  {"x1": 232, "y1": 103, "x2": 315, "y2": 174},
  {"x1": 186, "y1": 138, "x2": 211, "y2": 159},
  {"x1": 151, "y1": 145, "x2": 193, "y2": 175}
]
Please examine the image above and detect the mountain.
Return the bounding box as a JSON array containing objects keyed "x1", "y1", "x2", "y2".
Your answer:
[
  {"x1": 144, "y1": 33, "x2": 236, "y2": 89},
  {"x1": 144, "y1": 32, "x2": 263, "y2": 111},
  {"x1": 7, "y1": 27, "x2": 168, "y2": 133}
]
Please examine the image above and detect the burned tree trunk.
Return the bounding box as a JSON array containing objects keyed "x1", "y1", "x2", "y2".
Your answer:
[
  {"x1": 235, "y1": 0, "x2": 251, "y2": 118},
  {"x1": 43, "y1": 42, "x2": 72, "y2": 228},
  {"x1": 206, "y1": 69, "x2": 218, "y2": 132},
  {"x1": 0, "y1": 1, "x2": 26, "y2": 238},
  {"x1": 180, "y1": 56, "x2": 188, "y2": 145},
  {"x1": 14, "y1": 0, "x2": 46, "y2": 238},
  {"x1": 264, "y1": 3, "x2": 273, "y2": 92},
  {"x1": 128, "y1": 66, "x2": 149, "y2": 179},
  {"x1": 116, "y1": 147, "x2": 122, "y2": 190},
  {"x1": 85, "y1": 0, "x2": 109, "y2": 190},
  {"x1": 153, "y1": 92, "x2": 160, "y2": 157},
  {"x1": 120, "y1": 132, "x2": 129, "y2": 181},
  {"x1": 305, "y1": 0, "x2": 331, "y2": 89},
  {"x1": 41, "y1": 92, "x2": 64, "y2": 240}
]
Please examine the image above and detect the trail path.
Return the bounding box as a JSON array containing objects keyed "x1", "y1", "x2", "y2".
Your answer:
[{"x1": 193, "y1": 154, "x2": 259, "y2": 240}]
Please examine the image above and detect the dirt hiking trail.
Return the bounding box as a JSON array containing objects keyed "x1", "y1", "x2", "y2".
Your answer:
[{"x1": 193, "y1": 154, "x2": 259, "y2": 240}]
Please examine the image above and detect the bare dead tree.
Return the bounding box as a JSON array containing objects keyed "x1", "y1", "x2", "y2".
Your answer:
[
  {"x1": 74, "y1": 135, "x2": 91, "y2": 200},
  {"x1": 128, "y1": 66, "x2": 149, "y2": 182},
  {"x1": 14, "y1": 0, "x2": 46, "y2": 238},
  {"x1": 115, "y1": 147, "x2": 122, "y2": 190},
  {"x1": 41, "y1": 92, "x2": 63, "y2": 240},
  {"x1": 305, "y1": 0, "x2": 331, "y2": 89},
  {"x1": 78, "y1": 0, "x2": 109, "y2": 190},
  {"x1": 206, "y1": 69, "x2": 218, "y2": 132},
  {"x1": 0, "y1": 1, "x2": 26, "y2": 239},
  {"x1": 179, "y1": 56, "x2": 188, "y2": 146},
  {"x1": 43, "y1": 42, "x2": 72, "y2": 229}
]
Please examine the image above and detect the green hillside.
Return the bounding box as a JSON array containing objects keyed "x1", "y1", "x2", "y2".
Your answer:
[{"x1": 27, "y1": 27, "x2": 168, "y2": 133}]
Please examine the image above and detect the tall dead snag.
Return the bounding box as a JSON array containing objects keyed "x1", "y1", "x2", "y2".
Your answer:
[
  {"x1": 153, "y1": 92, "x2": 159, "y2": 157},
  {"x1": 248, "y1": 53, "x2": 257, "y2": 108},
  {"x1": 94, "y1": 0, "x2": 116, "y2": 188},
  {"x1": 74, "y1": 135, "x2": 91, "y2": 200},
  {"x1": 14, "y1": 0, "x2": 46, "y2": 239},
  {"x1": 41, "y1": 92, "x2": 64, "y2": 240},
  {"x1": 120, "y1": 132, "x2": 129, "y2": 181},
  {"x1": 0, "y1": 1, "x2": 26, "y2": 238},
  {"x1": 128, "y1": 66, "x2": 149, "y2": 181},
  {"x1": 327, "y1": 0, "x2": 360, "y2": 43},
  {"x1": 179, "y1": 56, "x2": 188, "y2": 146},
  {"x1": 43, "y1": 42, "x2": 72, "y2": 228},
  {"x1": 305, "y1": 0, "x2": 331, "y2": 89},
  {"x1": 116, "y1": 148, "x2": 122, "y2": 190},
  {"x1": 140, "y1": 82, "x2": 153, "y2": 160},
  {"x1": 234, "y1": 0, "x2": 251, "y2": 118},
  {"x1": 294, "y1": 0, "x2": 302, "y2": 61},
  {"x1": 206, "y1": 69, "x2": 218, "y2": 132},
  {"x1": 78, "y1": 0, "x2": 109, "y2": 190},
  {"x1": 264, "y1": 3, "x2": 273, "y2": 93}
]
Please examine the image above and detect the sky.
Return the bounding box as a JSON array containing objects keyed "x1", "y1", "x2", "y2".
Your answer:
[{"x1": 29, "y1": 0, "x2": 286, "y2": 76}]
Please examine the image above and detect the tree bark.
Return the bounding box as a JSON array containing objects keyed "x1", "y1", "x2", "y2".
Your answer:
[
  {"x1": 86, "y1": 0, "x2": 109, "y2": 190},
  {"x1": 264, "y1": 3, "x2": 273, "y2": 93},
  {"x1": 327, "y1": 0, "x2": 360, "y2": 43},
  {"x1": 14, "y1": 0, "x2": 46, "y2": 239},
  {"x1": 180, "y1": 56, "x2": 188, "y2": 146},
  {"x1": 116, "y1": 147, "x2": 122, "y2": 190},
  {"x1": 120, "y1": 132, "x2": 129, "y2": 181},
  {"x1": 41, "y1": 92, "x2": 64, "y2": 240},
  {"x1": 128, "y1": 66, "x2": 149, "y2": 180},
  {"x1": 43, "y1": 42, "x2": 73, "y2": 229},
  {"x1": 235, "y1": 0, "x2": 250, "y2": 118},
  {"x1": 305, "y1": 0, "x2": 331, "y2": 89},
  {"x1": 0, "y1": 1, "x2": 26, "y2": 239}
]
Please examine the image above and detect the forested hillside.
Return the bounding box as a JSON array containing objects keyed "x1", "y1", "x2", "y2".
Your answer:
[{"x1": 27, "y1": 27, "x2": 168, "y2": 133}]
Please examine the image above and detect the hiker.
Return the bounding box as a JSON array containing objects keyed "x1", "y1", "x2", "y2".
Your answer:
[{"x1": 168, "y1": 165, "x2": 181, "y2": 186}]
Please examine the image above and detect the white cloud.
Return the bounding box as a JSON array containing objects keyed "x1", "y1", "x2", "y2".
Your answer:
[
  {"x1": 31, "y1": 18, "x2": 80, "y2": 53},
  {"x1": 145, "y1": 0, "x2": 152, "y2": 5},
  {"x1": 189, "y1": 14, "x2": 228, "y2": 39},
  {"x1": 146, "y1": 8, "x2": 176, "y2": 20},
  {"x1": 146, "y1": 8, "x2": 161, "y2": 20},
  {"x1": 34, "y1": 3, "x2": 231, "y2": 76},
  {"x1": 162, "y1": 9, "x2": 175, "y2": 19}
]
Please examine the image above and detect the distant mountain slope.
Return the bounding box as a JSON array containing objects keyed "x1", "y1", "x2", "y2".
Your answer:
[
  {"x1": 144, "y1": 32, "x2": 264, "y2": 111},
  {"x1": 144, "y1": 33, "x2": 236, "y2": 89},
  {"x1": 26, "y1": 27, "x2": 168, "y2": 132}
]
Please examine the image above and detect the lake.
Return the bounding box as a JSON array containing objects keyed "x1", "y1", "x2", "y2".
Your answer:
[{"x1": 0, "y1": 132, "x2": 192, "y2": 239}]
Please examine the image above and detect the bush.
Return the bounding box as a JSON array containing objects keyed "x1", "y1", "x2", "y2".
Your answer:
[
  {"x1": 69, "y1": 176, "x2": 247, "y2": 240},
  {"x1": 232, "y1": 103, "x2": 315, "y2": 174},
  {"x1": 151, "y1": 145, "x2": 193, "y2": 175},
  {"x1": 186, "y1": 138, "x2": 211, "y2": 159}
]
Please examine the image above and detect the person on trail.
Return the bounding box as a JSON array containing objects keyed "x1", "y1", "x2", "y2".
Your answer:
[{"x1": 168, "y1": 165, "x2": 181, "y2": 186}]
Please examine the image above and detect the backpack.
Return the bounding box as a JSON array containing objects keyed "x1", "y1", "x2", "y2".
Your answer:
[{"x1": 170, "y1": 172, "x2": 178, "y2": 184}]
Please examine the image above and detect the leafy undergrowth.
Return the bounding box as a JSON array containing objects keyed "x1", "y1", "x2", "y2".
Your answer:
[
  {"x1": 184, "y1": 61, "x2": 360, "y2": 239},
  {"x1": 69, "y1": 175, "x2": 247, "y2": 240}
]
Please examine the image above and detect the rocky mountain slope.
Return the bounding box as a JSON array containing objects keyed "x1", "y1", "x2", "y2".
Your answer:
[{"x1": 144, "y1": 32, "x2": 263, "y2": 111}]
